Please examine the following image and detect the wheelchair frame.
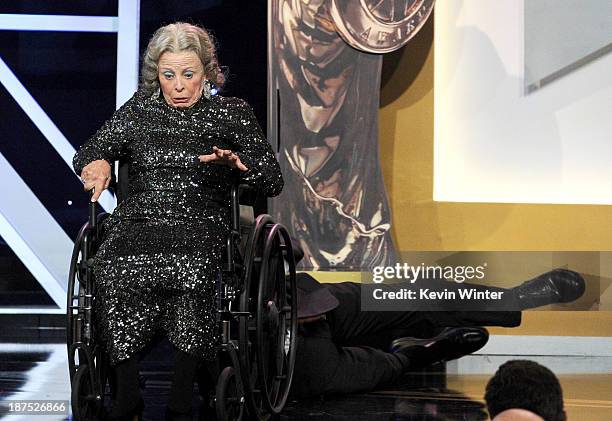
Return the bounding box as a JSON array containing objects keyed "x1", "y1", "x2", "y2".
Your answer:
[{"x1": 67, "y1": 183, "x2": 298, "y2": 421}]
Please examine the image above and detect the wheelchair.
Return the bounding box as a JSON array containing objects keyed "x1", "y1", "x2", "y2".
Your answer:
[{"x1": 67, "y1": 166, "x2": 298, "y2": 421}]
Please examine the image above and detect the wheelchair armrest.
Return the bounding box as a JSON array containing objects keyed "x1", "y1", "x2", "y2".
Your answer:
[
  {"x1": 229, "y1": 184, "x2": 257, "y2": 231},
  {"x1": 237, "y1": 184, "x2": 258, "y2": 207}
]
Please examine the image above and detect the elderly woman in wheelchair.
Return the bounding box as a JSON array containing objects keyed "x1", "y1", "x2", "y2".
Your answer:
[{"x1": 68, "y1": 22, "x2": 297, "y2": 421}]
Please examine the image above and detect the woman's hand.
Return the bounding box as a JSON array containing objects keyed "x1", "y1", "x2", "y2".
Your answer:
[
  {"x1": 80, "y1": 159, "x2": 112, "y2": 202},
  {"x1": 198, "y1": 146, "x2": 248, "y2": 172}
]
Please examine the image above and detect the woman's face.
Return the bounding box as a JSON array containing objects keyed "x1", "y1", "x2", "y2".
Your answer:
[{"x1": 158, "y1": 50, "x2": 206, "y2": 108}]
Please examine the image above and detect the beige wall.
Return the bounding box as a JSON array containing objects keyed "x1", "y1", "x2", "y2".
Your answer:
[{"x1": 376, "y1": 18, "x2": 612, "y2": 337}]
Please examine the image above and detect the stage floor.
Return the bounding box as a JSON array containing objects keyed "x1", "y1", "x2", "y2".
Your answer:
[{"x1": 1, "y1": 341, "x2": 611, "y2": 420}]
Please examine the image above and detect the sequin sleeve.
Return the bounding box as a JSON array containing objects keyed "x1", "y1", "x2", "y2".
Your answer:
[
  {"x1": 72, "y1": 90, "x2": 144, "y2": 175},
  {"x1": 225, "y1": 98, "x2": 284, "y2": 197}
]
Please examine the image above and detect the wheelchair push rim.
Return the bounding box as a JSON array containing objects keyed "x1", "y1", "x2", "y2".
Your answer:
[
  {"x1": 256, "y1": 223, "x2": 297, "y2": 415},
  {"x1": 67, "y1": 211, "x2": 111, "y2": 418},
  {"x1": 67, "y1": 212, "x2": 108, "y2": 379},
  {"x1": 67, "y1": 220, "x2": 91, "y2": 368}
]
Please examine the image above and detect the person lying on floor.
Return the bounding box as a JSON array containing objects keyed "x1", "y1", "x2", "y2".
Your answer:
[{"x1": 290, "y1": 266, "x2": 585, "y2": 398}]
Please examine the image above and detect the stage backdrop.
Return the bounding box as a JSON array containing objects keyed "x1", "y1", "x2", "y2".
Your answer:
[{"x1": 268, "y1": 0, "x2": 434, "y2": 270}]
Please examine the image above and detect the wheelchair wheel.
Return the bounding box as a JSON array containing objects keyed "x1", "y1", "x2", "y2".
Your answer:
[
  {"x1": 255, "y1": 223, "x2": 297, "y2": 415},
  {"x1": 71, "y1": 364, "x2": 100, "y2": 421},
  {"x1": 216, "y1": 366, "x2": 245, "y2": 421},
  {"x1": 67, "y1": 221, "x2": 90, "y2": 372},
  {"x1": 239, "y1": 215, "x2": 297, "y2": 419},
  {"x1": 67, "y1": 213, "x2": 110, "y2": 419}
]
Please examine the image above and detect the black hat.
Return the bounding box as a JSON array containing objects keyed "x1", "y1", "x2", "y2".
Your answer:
[{"x1": 295, "y1": 272, "x2": 339, "y2": 319}]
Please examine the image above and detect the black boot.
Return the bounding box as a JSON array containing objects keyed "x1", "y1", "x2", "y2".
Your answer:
[
  {"x1": 391, "y1": 327, "x2": 489, "y2": 369},
  {"x1": 105, "y1": 356, "x2": 144, "y2": 420},
  {"x1": 166, "y1": 348, "x2": 200, "y2": 420},
  {"x1": 512, "y1": 269, "x2": 585, "y2": 310}
]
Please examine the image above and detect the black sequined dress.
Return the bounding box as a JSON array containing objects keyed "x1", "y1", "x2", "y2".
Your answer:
[{"x1": 73, "y1": 89, "x2": 283, "y2": 365}]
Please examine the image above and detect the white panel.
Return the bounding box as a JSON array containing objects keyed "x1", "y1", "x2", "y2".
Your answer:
[
  {"x1": 450, "y1": 355, "x2": 612, "y2": 374},
  {"x1": 447, "y1": 335, "x2": 612, "y2": 374},
  {"x1": 434, "y1": 0, "x2": 612, "y2": 204},
  {"x1": 476, "y1": 335, "x2": 612, "y2": 357},
  {"x1": 0, "y1": 14, "x2": 118, "y2": 32},
  {"x1": 116, "y1": 0, "x2": 141, "y2": 107},
  {"x1": 0, "y1": 154, "x2": 73, "y2": 310},
  {"x1": 524, "y1": 0, "x2": 612, "y2": 91},
  {"x1": 0, "y1": 308, "x2": 64, "y2": 314}
]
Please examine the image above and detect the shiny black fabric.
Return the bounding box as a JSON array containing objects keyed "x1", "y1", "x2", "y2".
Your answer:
[{"x1": 73, "y1": 89, "x2": 283, "y2": 365}]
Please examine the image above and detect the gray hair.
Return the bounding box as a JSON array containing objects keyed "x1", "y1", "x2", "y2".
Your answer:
[{"x1": 140, "y1": 22, "x2": 225, "y2": 95}]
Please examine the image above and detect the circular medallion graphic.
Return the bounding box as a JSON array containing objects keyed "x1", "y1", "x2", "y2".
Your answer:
[{"x1": 330, "y1": 0, "x2": 435, "y2": 53}]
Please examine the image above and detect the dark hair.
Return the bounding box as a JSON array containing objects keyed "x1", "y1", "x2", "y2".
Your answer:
[{"x1": 485, "y1": 360, "x2": 565, "y2": 421}]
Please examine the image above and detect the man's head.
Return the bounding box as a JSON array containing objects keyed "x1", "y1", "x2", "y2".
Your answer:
[{"x1": 485, "y1": 360, "x2": 565, "y2": 421}]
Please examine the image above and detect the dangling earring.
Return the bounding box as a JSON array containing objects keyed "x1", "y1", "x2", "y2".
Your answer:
[
  {"x1": 202, "y1": 79, "x2": 212, "y2": 100},
  {"x1": 152, "y1": 85, "x2": 160, "y2": 99}
]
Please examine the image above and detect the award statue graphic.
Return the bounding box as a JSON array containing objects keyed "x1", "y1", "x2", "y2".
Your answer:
[{"x1": 268, "y1": 0, "x2": 434, "y2": 269}]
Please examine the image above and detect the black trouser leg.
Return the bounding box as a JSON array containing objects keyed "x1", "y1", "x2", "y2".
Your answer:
[
  {"x1": 108, "y1": 355, "x2": 142, "y2": 418},
  {"x1": 167, "y1": 347, "x2": 201, "y2": 414},
  {"x1": 293, "y1": 322, "x2": 406, "y2": 397},
  {"x1": 325, "y1": 281, "x2": 521, "y2": 348}
]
